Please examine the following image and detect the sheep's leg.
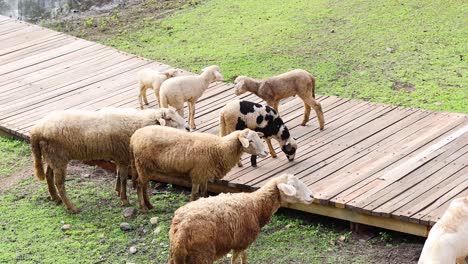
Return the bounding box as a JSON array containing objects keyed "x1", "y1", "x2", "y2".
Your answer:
[
  {"x1": 190, "y1": 183, "x2": 200, "y2": 201},
  {"x1": 250, "y1": 155, "x2": 257, "y2": 167},
  {"x1": 188, "y1": 100, "x2": 196, "y2": 129},
  {"x1": 130, "y1": 164, "x2": 138, "y2": 189},
  {"x1": 45, "y1": 165, "x2": 61, "y2": 204},
  {"x1": 299, "y1": 94, "x2": 325, "y2": 130},
  {"x1": 154, "y1": 88, "x2": 161, "y2": 107},
  {"x1": 115, "y1": 171, "x2": 121, "y2": 196},
  {"x1": 199, "y1": 181, "x2": 208, "y2": 198},
  {"x1": 54, "y1": 167, "x2": 80, "y2": 213},
  {"x1": 302, "y1": 101, "x2": 311, "y2": 126},
  {"x1": 117, "y1": 165, "x2": 129, "y2": 206},
  {"x1": 231, "y1": 250, "x2": 247, "y2": 264},
  {"x1": 265, "y1": 138, "x2": 277, "y2": 158},
  {"x1": 142, "y1": 181, "x2": 154, "y2": 209},
  {"x1": 137, "y1": 178, "x2": 150, "y2": 213},
  {"x1": 142, "y1": 92, "x2": 149, "y2": 105}
]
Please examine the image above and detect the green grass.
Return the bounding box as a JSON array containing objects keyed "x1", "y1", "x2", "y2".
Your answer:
[
  {"x1": 99, "y1": 0, "x2": 466, "y2": 113},
  {"x1": 0, "y1": 137, "x2": 30, "y2": 177}
]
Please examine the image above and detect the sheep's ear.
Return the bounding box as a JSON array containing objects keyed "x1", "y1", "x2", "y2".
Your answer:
[
  {"x1": 158, "y1": 118, "x2": 167, "y2": 126},
  {"x1": 238, "y1": 134, "x2": 250, "y2": 148},
  {"x1": 256, "y1": 132, "x2": 264, "y2": 138},
  {"x1": 278, "y1": 183, "x2": 297, "y2": 196}
]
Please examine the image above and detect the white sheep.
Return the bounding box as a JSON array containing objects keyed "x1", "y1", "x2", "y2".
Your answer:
[
  {"x1": 418, "y1": 197, "x2": 468, "y2": 264},
  {"x1": 234, "y1": 69, "x2": 325, "y2": 130},
  {"x1": 130, "y1": 125, "x2": 268, "y2": 213},
  {"x1": 30, "y1": 107, "x2": 187, "y2": 213},
  {"x1": 220, "y1": 100, "x2": 297, "y2": 167},
  {"x1": 159, "y1": 65, "x2": 223, "y2": 130},
  {"x1": 137, "y1": 68, "x2": 182, "y2": 109},
  {"x1": 168, "y1": 174, "x2": 314, "y2": 264}
]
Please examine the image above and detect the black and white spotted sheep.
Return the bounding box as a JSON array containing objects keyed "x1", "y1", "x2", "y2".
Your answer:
[{"x1": 219, "y1": 100, "x2": 297, "y2": 167}]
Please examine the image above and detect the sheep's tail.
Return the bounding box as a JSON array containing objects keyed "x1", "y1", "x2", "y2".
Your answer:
[
  {"x1": 310, "y1": 75, "x2": 316, "y2": 98},
  {"x1": 31, "y1": 135, "x2": 46, "y2": 181},
  {"x1": 219, "y1": 113, "x2": 226, "y2": 137}
]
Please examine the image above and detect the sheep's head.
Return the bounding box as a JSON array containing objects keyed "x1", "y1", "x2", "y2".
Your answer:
[
  {"x1": 238, "y1": 129, "x2": 268, "y2": 158},
  {"x1": 277, "y1": 174, "x2": 314, "y2": 205},
  {"x1": 157, "y1": 108, "x2": 189, "y2": 131},
  {"x1": 233, "y1": 76, "x2": 248, "y2": 95},
  {"x1": 162, "y1": 68, "x2": 183, "y2": 78},
  {"x1": 281, "y1": 137, "x2": 297, "y2": 161},
  {"x1": 201, "y1": 65, "x2": 223, "y2": 82}
]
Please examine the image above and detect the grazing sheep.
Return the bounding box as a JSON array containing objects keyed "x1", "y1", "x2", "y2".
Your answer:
[
  {"x1": 160, "y1": 65, "x2": 223, "y2": 130},
  {"x1": 168, "y1": 173, "x2": 314, "y2": 264},
  {"x1": 234, "y1": 69, "x2": 325, "y2": 130},
  {"x1": 137, "y1": 68, "x2": 181, "y2": 109},
  {"x1": 130, "y1": 126, "x2": 268, "y2": 212},
  {"x1": 30, "y1": 107, "x2": 187, "y2": 213},
  {"x1": 220, "y1": 100, "x2": 297, "y2": 167},
  {"x1": 418, "y1": 197, "x2": 468, "y2": 264}
]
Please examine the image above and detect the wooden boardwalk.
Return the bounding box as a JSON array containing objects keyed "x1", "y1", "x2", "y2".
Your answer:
[{"x1": 1, "y1": 16, "x2": 467, "y2": 237}]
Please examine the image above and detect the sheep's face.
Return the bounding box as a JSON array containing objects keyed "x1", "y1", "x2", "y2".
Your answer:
[
  {"x1": 277, "y1": 174, "x2": 314, "y2": 205},
  {"x1": 164, "y1": 69, "x2": 183, "y2": 78},
  {"x1": 238, "y1": 129, "x2": 268, "y2": 158},
  {"x1": 234, "y1": 76, "x2": 248, "y2": 95},
  {"x1": 281, "y1": 137, "x2": 297, "y2": 161},
  {"x1": 202, "y1": 65, "x2": 223, "y2": 82},
  {"x1": 158, "y1": 108, "x2": 188, "y2": 131}
]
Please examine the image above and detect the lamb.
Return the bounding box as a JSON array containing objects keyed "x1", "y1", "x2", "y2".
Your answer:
[
  {"x1": 234, "y1": 69, "x2": 325, "y2": 130},
  {"x1": 137, "y1": 68, "x2": 182, "y2": 109},
  {"x1": 130, "y1": 126, "x2": 268, "y2": 213},
  {"x1": 30, "y1": 107, "x2": 187, "y2": 213},
  {"x1": 159, "y1": 65, "x2": 223, "y2": 130},
  {"x1": 168, "y1": 173, "x2": 314, "y2": 264},
  {"x1": 219, "y1": 100, "x2": 297, "y2": 167},
  {"x1": 418, "y1": 197, "x2": 468, "y2": 264}
]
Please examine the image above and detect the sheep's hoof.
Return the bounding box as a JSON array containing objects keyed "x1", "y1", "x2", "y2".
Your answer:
[
  {"x1": 146, "y1": 203, "x2": 154, "y2": 210},
  {"x1": 140, "y1": 208, "x2": 149, "y2": 214},
  {"x1": 237, "y1": 163, "x2": 243, "y2": 167},
  {"x1": 54, "y1": 199, "x2": 63, "y2": 205},
  {"x1": 300, "y1": 122, "x2": 308, "y2": 126},
  {"x1": 69, "y1": 207, "x2": 81, "y2": 214},
  {"x1": 121, "y1": 199, "x2": 130, "y2": 206}
]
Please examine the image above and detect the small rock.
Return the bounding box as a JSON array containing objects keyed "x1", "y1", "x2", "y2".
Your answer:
[
  {"x1": 339, "y1": 235, "x2": 346, "y2": 242},
  {"x1": 150, "y1": 217, "x2": 159, "y2": 225},
  {"x1": 227, "y1": 253, "x2": 232, "y2": 258},
  {"x1": 284, "y1": 224, "x2": 291, "y2": 229},
  {"x1": 61, "y1": 224, "x2": 71, "y2": 231},
  {"x1": 386, "y1": 47, "x2": 395, "y2": 53},
  {"x1": 83, "y1": 173, "x2": 90, "y2": 178},
  {"x1": 123, "y1": 207, "x2": 137, "y2": 219},
  {"x1": 120, "y1": 222, "x2": 132, "y2": 232},
  {"x1": 129, "y1": 246, "x2": 137, "y2": 254},
  {"x1": 330, "y1": 29, "x2": 335, "y2": 33},
  {"x1": 60, "y1": 220, "x2": 65, "y2": 224},
  {"x1": 154, "y1": 226, "x2": 162, "y2": 235}
]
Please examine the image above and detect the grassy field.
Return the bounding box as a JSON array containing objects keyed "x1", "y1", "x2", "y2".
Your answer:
[
  {"x1": 0, "y1": 137, "x2": 424, "y2": 263},
  {"x1": 45, "y1": 0, "x2": 467, "y2": 113},
  {"x1": 0, "y1": 137, "x2": 30, "y2": 178}
]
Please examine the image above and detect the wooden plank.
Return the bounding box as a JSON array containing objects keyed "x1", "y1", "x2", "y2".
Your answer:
[
  {"x1": 324, "y1": 114, "x2": 466, "y2": 207},
  {"x1": 346, "y1": 123, "x2": 468, "y2": 211},
  {"x1": 365, "y1": 143, "x2": 468, "y2": 217},
  {"x1": 0, "y1": 32, "x2": 63, "y2": 56},
  {"x1": 421, "y1": 189, "x2": 468, "y2": 226}
]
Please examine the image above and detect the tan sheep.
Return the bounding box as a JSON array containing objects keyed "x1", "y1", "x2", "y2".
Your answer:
[
  {"x1": 30, "y1": 107, "x2": 187, "y2": 213},
  {"x1": 129, "y1": 126, "x2": 268, "y2": 213},
  {"x1": 137, "y1": 68, "x2": 182, "y2": 109},
  {"x1": 418, "y1": 197, "x2": 468, "y2": 264},
  {"x1": 168, "y1": 174, "x2": 314, "y2": 264},
  {"x1": 159, "y1": 65, "x2": 223, "y2": 130},
  {"x1": 234, "y1": 69, "x2": 325, "y2": 130}
]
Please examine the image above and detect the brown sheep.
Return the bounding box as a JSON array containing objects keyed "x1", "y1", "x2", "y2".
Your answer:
[
  {"x1": 168, "y1": 174, "x2": 314, "y2": 264},
  {"x1": 129, "y1": 126, "x2": 268, "y2": 213},
  {"x1": 30, "y1": 107, "x2": 187, "y2": 213},
  {"x1": 234, "y1": 69, "x2": 325, "y2": 130}
]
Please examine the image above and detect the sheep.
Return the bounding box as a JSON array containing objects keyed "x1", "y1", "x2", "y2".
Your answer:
[
  {"x1": 159, "y1": 65, "x2": 223, "y2": 130},
  {"x1": 219, "y1": 100, "x2": 297, "y2": 167},
  {"x1": 168, "y1": 173, "x2": 314, "y2": 264},
  {"x1": 234, "y1": 69, "x2": 325, "y2": 130},
  {"x1": 130, "y1": 126, "x2": 268, "y2": 213},
  {"x1": 418, "y1": 197, "x2": 468, "y2": 264},
  {"x1": 30, "y1": 107, "x2": 187, "y2": 213},
  {"x1": 137, "y1": 68, "x2": 182, "y2": 109}
]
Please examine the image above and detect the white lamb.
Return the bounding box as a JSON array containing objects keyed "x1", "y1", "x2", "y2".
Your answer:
[
  {"x1": 159, "y1": 65, "x2": 223, "y2": 130},
  {"x1": 137, "y1": 68, "x2": 182, "y2": 109},
  {"x1": 418, "y1": 197, "x2": 468, "y2": 264}
]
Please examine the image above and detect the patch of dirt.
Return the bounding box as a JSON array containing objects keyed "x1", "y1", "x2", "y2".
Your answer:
[
  {"x1": 0, "y1": 166, "x2": 33, "y2": 193},
  {"x1": 392, "y1": 80, "x2": 416, "y2": 92}
]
